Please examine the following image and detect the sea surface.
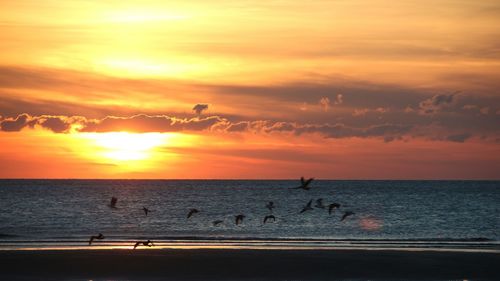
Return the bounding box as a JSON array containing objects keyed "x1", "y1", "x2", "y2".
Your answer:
[{"x1": 0, "y1": 179, "x2": 498, "y2": 251}]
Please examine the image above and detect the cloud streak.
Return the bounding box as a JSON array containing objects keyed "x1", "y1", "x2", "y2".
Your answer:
[
  {"x1": 0, "y1": 113, "x2": 35, "y2": 132},
  {"x1": 1, "y1": 113, "x2": 491, "y2": 143},
  {"x1": 80, "y1": 114, "x2": 227, "y2": 133},
  {"x1": 0, "y1": 114, "x2": 84, "y2": 133},
  {"x1": 419, "y1": 93, "x2": 457, "y2": 115}
]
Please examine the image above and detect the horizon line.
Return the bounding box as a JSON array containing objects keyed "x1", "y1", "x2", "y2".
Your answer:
[{"x1": 0, "y1": 178, "x2": 498, "y2": 181}]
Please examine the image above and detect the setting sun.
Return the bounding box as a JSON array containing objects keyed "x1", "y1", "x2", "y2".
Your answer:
[
  {"x1": 67, "y1": 131, "x2": 195, "y2": 175},
  {"x1": 82, "y1": 132, "x2": 170, "y2": 162}
]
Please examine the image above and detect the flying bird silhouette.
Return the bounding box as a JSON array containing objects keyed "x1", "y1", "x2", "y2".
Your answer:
[
  {"x1": 142, "y1": 207, "x2": 150, "y2": 216},
  {"x1": 108, "y1": 197, "x2": 118, "y2": 208},
  {"x1": 266, "y1": 201, "x2": 275, "y2": 212},
  {"x1": 300, "y1": 200, "x2": 314, "y2": 213},
  {"x1": 328, "y1": 203, "x2": 341, "y2": 215},
  {"x1": 290, "y1": 177, "x2": 314, "y2": 190},
  {"x1": 212, "y1": 220, "x2": 223, "y2": 226},
  {"x1": 88, "y1": 233, "x2": 104, "y2": 245},
  {"x1": 315, "y1": 198, "x2": 325, "y2": 209},
  {"x1": 187, "y1": 208, "x2": 199, "y2": 219},
  {"x1": 263, "y1": 215, "x2": 276, "y2": 224},
  {"x1": 133, "y1": 239, "x2": 155, "y2": 249},
  {"x1": 235, "y1": 214, "x2": 245, "y2": 225},
  {"x1": 341, "y1": 211, "x2": 355, "y2": 221}
]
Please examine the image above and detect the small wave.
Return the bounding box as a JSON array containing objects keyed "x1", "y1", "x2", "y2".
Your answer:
[
  {"x1": 1, "y1": 236, "x2": 494, "y2": 243},
  {"x1": 0, "y1": 234, "x2": 19, "y2": 238},
  {"x1": 115, "y1": 236, "x2": 496, "y2": 243}
]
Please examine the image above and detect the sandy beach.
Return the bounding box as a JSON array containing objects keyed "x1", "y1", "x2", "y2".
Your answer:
[{"x1": 0, "y1": 248, "x2": 498, "y2": 280}]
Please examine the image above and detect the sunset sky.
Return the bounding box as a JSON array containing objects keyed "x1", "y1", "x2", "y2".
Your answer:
[{"x1": 1, "y1": 0, "x2": 499, "y2": 179}]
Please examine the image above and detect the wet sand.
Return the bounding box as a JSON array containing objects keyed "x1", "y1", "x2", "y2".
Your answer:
[{"x1": 0, "y1": 248, "x2": 499, "y2": 280}]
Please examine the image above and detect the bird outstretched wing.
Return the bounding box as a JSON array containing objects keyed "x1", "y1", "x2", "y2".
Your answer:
[
  {"x1": 306, "y1": 199, "x2": 313, "y2": 207},
  {"x1": 304, "y1": 178, "x2": 314, "y2": 186}
]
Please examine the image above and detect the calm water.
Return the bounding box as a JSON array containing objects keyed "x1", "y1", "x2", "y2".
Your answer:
[{"x1": 0, "y1": 180, "x2": 498, "y2": 250}]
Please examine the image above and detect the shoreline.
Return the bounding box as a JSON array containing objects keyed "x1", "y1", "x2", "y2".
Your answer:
[
  {"x1": 1, "y1": 248, "x2": 499, "y2": 280},
  {"x1": 1, "y1": 237, "x2": 498, "y2": 252},
  {"x1": 1, "y1": 241, "x2": 499, "y2": 253},
  {"x1": 1, "y1": 245, "x2": 499, "y2": 253}
]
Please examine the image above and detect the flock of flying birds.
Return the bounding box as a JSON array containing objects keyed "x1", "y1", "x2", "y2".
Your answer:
[{"x1": 88, "y1": 177, "x2": 356, "y2": 249}]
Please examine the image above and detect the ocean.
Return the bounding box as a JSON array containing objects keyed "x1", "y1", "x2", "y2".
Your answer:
[{"x1": 0, "y1": 179, "x2": 498, "y2": 251}]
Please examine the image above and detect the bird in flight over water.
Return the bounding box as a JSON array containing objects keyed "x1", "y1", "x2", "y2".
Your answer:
[
  {"x1": 341, "y1": 211, "x2": 355, "y2": 221},
  {"x1": 187, "y1": 208, "x2": 199, "y2": 219},
  {"x1": 263, "y1": 215, "x2": 276, "y2": 224},
  {"x1": 315, "y1": 198, "x2": 326, "y2": 209},
  {"x1": 328, "y1": 203, "x2": 341, "y2": 215},
  {"x1": 212, "y1": 220, "x2": 223, "y2": 226},
  {"x1": 290, "y1": 177, "x2": 314, "y2": 190},
  {"x1": 133, "y1": 239, "x2": 155, "y2": 249},
  {"x1": 142, "y1": 207, "x2": 150, "y2": 216},
  {"x1": 300, "y1": 200, "x2": 314, "y2": 213},
  {"x1": 266, "y1": 201, "x2": 275, "y2": 212},
  {"x1": 108, "y1": 197, "x2": 118, "y2": 208},
  {"x1": 89, "y1": 233, "x2": 104, "y2": 245},
  {"x1": 235, "y1": 214, "x2": 245, "y2": 225}
]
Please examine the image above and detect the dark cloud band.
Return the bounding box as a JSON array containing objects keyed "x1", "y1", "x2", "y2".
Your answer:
[{"x1": 0, "y1": 113, "x2": 488, "y2": 143}]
